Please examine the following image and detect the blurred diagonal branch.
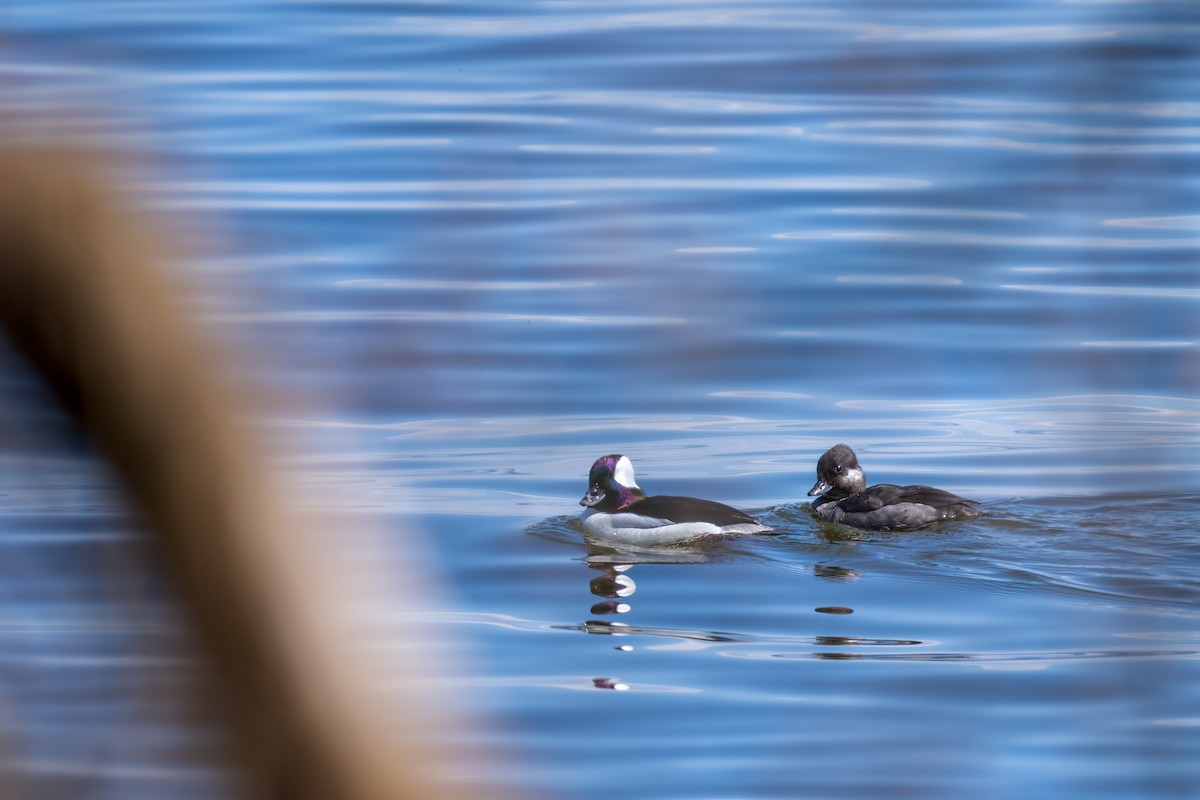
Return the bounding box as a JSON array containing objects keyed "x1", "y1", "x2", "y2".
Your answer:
[{"x1": 0, "y1": 144, "x2": 462, "y2": 800}]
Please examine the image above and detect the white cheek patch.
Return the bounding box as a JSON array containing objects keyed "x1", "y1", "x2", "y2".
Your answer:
[
  {"x1": 847, "y1": 468, "x2": 864, "y2": 485},
  {"x1": 613, "y1": 456, "x2": 639, "y2": 489}
]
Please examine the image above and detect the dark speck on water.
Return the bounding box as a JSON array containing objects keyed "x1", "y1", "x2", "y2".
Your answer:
[
  {"x1": 815, "y1": 606, "x2": 855, "y2": 615},
  {"x1": 2, "y1": 1, "x2": 1200, "y2": 798}
]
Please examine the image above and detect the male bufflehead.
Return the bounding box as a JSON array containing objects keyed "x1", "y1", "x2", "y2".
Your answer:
[
  {"x1": 579, "y1": 454, "x2": 769, "y2": 545},
  {"x1": 807, "y1": 444, "x2": 982, "y2": 531}
]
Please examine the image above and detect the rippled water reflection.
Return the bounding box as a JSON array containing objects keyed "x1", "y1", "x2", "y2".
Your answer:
[{"x1": 2, "y1": 0, "x2": 1200, "y2": 798}]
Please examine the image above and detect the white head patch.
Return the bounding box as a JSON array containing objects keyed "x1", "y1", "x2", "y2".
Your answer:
[
  {"x1": 843, "y1": 467, "x2": 865, "y2": 490},
  {"x1": 613, "y1": 456, "x2": 639, "y2": 489}
]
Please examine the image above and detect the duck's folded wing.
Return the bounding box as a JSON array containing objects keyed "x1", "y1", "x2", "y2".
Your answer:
[
  {"x1": 836, "y1": 484, "x2": 904, "y2": 512},
  {"x1": 633, "y1": 495, "x2": 757, "y2": 526},
  {"x1": 838, "y1": 484, "x2": 976, "y2": 513},
  {"x1": 897, "y1": 484, "x2": 977, "y2": 508}
]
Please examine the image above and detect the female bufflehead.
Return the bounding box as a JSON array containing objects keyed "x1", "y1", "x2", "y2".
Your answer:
[
  {"x1": 807, "y1": 444, "x2": 982, "y2": 531},
  {"x1": 579, "y1": 454, "x2": 769, "y2": 545}
]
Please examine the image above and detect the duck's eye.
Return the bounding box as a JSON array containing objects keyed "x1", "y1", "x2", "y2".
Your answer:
[{"x1": 834, "y1": 465, "x2": 843, "y2": 474}]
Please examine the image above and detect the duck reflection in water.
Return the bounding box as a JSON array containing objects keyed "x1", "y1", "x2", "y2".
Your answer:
[
  {"x1": 588, "y1": 563, "x2": 635, "y2": 617},
  {"x1": 578, "y1": 543, "x2": 717, "y2": 623},
  {"x1": 582, "y1": 562, "x2": 637, "y2": 690}
]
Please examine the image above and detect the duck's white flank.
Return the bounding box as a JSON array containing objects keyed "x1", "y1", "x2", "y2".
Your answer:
[{"x1": 580, "y1": 508, "x2": 766, "y2": 545}]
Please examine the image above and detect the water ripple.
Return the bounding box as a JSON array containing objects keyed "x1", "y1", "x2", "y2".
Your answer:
[
  {"x1": 164, "y1": 198, "x2": 579, "y2": 211},
  {"x1": 676, "y1": 246, "x2": 760, "y2": 253},
  {"x1": 653, "y1": 126, "x2": 805, "y2": 137},
  {"x1": 519, "y1": 143, "x2": 717, "y2": 155},
  {"x1": 710, "y1": 390, "x2": 813, "y2": 399},
  {"x1": 748, "y1": 648, "x2": 1200, "y2": 664},
  {"x1": 836, "y1": 275, "x2": 963, "y2": 286},
  {"x1": 774, "y1": 230, "x2": 1200, "y2": 249},
  {"x1": 415, "y1": 611, "x2": 928, "y2": 651},
  {"x1": 1003, "y1": 284, "x2": 1200, "y2": 299},
  {"x1": 828, "y1": 119, "x2": 1200, "y2": 138},
  {"x1": 148, "y1": 176, "x2": 930, "y2": 195},
  {"x1": 212, "y1": 310, "x2": 684, "y2": 325},
  {"x1": 1106, "y1": 215, "x2": 1200, "y2": 231},
  {"x1": 856, "y1": 23, "x2": 1194, "y2": 43},
  {"x1": 191, "y1": 137, "x2": 453, "y2": 154},
  {"x1": 811, "y1": 131, "x2": 1200, "y2": 154},
  {"x1": 336, "y1": 279, "x2": 596, "y2": 291},
  {"x1": 830, "y1": 206, "x2": 1026, "y2": 220},
  {"x1": 1080, "y1": 341, "x2": 1193, "y2": 349},
  {"x1": 369, "y1": 111, "x2": 572, "y2": 126}
]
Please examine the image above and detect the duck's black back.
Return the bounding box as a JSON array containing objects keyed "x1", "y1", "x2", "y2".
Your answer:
[
  {"x1": 631, "y1": 495, "x2": 757, "y2": 526},
  {"x1": 818, "y1": 483, "x2": 981, "y2": 531},
  {"x1": 840, "y1": 483, "x2": 974, "y2": 512}
]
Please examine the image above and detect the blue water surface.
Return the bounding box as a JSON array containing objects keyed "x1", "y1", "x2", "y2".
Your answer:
[{"x1": 0, "y1": 1, "x2": 1199, "y2": 798}]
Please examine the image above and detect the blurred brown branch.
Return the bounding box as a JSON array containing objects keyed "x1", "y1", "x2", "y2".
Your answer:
[{"x1": 0, "y1": 144, "x2": 465, "y2": 800}]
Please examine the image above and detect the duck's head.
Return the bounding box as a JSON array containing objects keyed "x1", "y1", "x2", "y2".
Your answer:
[
  {"x1": 808, "y1": 443, "x2": 866, "y2": 499},
  {"x1": 580, "y1": 454, "x2": 645, "y2": 511}
]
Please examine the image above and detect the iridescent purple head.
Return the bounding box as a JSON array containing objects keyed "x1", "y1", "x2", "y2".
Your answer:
[{"x1": 580, "y1": 454, "x2": 645, "y2": 512}]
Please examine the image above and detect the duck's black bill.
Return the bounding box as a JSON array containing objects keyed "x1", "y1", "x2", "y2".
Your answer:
[
  {"x1": 580, "y1": 486, "x2": 605, "y2": 507},
  {"x1": 808, "y1": 480, "x2": 831, "y2": 497}
]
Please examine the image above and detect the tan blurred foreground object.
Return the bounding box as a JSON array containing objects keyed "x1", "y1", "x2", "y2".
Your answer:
[{"x1": 0, "y1": 145, "x2": 466, "y2": 799}]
